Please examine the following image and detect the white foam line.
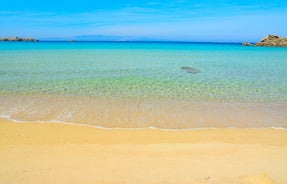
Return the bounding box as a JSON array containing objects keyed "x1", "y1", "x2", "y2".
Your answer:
[
  {"x1": 0, "y1": 114, "x2": 146, "y2": 130},
  {"x1": 1, "y1": 114, "x2": 287, "y2": 131},
  {"x1": 270, "y1": 126, "x2": 287, "y2": 131}
]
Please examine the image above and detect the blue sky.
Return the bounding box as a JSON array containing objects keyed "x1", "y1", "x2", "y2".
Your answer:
[{"x1": 0, "y1": 0, "x2": 287, "y2": 42}]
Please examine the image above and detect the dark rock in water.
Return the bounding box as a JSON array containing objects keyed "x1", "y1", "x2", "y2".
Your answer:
[{"x1": 180, "y1": 67, "x2": 200, "y2": 74}]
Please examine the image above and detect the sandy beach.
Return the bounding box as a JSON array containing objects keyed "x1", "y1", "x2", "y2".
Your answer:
[
  {"x1": 1, "y1": 119, "x2": 287, "y2": 184},
  {"x1": 2, "y1": 0, "x2": 287, "y2": 183}
]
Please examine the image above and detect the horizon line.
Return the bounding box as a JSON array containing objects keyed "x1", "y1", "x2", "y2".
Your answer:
[{"x1": 25, "y1": 40, "x2": 245, "y2": 44}]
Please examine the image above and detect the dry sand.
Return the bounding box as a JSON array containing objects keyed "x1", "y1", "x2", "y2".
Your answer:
[{"x1": 1, "y1": 119, "x2": 287, "y2": 184}]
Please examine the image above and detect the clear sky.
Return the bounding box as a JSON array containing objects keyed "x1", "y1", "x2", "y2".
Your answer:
[{"x1": 0, "y1": 0, "x2": 287, "y2": 42}]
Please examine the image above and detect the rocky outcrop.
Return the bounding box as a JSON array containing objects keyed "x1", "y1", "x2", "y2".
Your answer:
[
  {"x1": 242, "y1": 42, "x2": 252, "y2": 46},
  {"x1": 0, "y1": 37, "x2": 38, "y2": 42},
  {"x1": 242, "y1": 34, "x2": 287, "y2": 47},
  {"x1": 255, "y1": 34, "x2": 287, "y2": 47}
]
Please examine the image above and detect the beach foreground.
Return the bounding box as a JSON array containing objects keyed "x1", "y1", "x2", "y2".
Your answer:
[{"x1": 1, "y1": 119, "x2": 287, "y2": 184}]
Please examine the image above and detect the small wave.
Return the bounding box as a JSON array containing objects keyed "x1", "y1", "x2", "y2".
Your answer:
[
  {"x1": 1, "y1": 113, "x2": 286, "y2": 131},
  {"x1": 270, "y1": 126, "x2": 287, "y2": 131},
  {"x1": 0, "y1": 113, "x2": 146, "y2": 130},
  {"x1": 0, "y1": 113, "x2": 27, "y2": 123}
]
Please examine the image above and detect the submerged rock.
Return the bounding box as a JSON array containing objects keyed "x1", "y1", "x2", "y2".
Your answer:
[{"x1": 180, "y1": 67, "x2": 200, "y2": 74}]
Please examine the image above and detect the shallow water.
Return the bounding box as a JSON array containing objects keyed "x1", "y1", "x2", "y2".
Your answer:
[{"x1": 0, "y1": 42, "x2": 286, "y2": 128}]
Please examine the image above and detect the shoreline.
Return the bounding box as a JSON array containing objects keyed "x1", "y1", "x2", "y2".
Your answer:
[
  {"x1": 1, "y1": 116, "x2": 287, "y2": 131},
  {"x1": 1, "y1": 94, "x2": 286, "y2": 129},
  {"x1": 1, "y1": 119, "x2": 287, "y2": 184},
  {"x1": 1, "y1": 118, "x2": 287, "y2": 145}
]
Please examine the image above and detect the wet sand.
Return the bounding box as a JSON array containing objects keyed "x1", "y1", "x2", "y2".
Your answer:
[
  {"x1": 1, "y1": 119, "x2": 287, "y2": 184},
  {"x1": 1, "y1": 95, "x2": 286, "y2": 129}
]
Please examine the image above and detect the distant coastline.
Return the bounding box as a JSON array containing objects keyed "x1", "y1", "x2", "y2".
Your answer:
[
  {"x1": 1, "y1": 35, "x2": 286, "y2": 47},
  {"x1": 1, "y1": 39, "x2": 243, "y2": 44},
  {"x1": 0, "y1": 37, "x2": 38, "y2": 42}
]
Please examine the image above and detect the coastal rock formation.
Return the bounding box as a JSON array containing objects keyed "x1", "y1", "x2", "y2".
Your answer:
[
  {"x1": 0, "y1": 37, "x2": 38, "y2": 42},
  {"x1": 242, "y1": 42, "x2": 252, "y2": 46},
  {"x1": 255, "y1": 34, "x2": 287, "y2": 47},
  {"x1": 242, "y1": 34, "x2": 287, "y2": 47}
]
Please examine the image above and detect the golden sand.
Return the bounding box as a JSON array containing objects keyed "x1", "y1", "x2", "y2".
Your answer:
[{"x1": 1, "y1": 119, "x2": 287, "y2": 184}]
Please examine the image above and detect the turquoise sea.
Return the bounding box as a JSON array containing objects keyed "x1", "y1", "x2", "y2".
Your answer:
[{"x1": 0, "y1": 42, "x2": 286, "y2": 128}]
